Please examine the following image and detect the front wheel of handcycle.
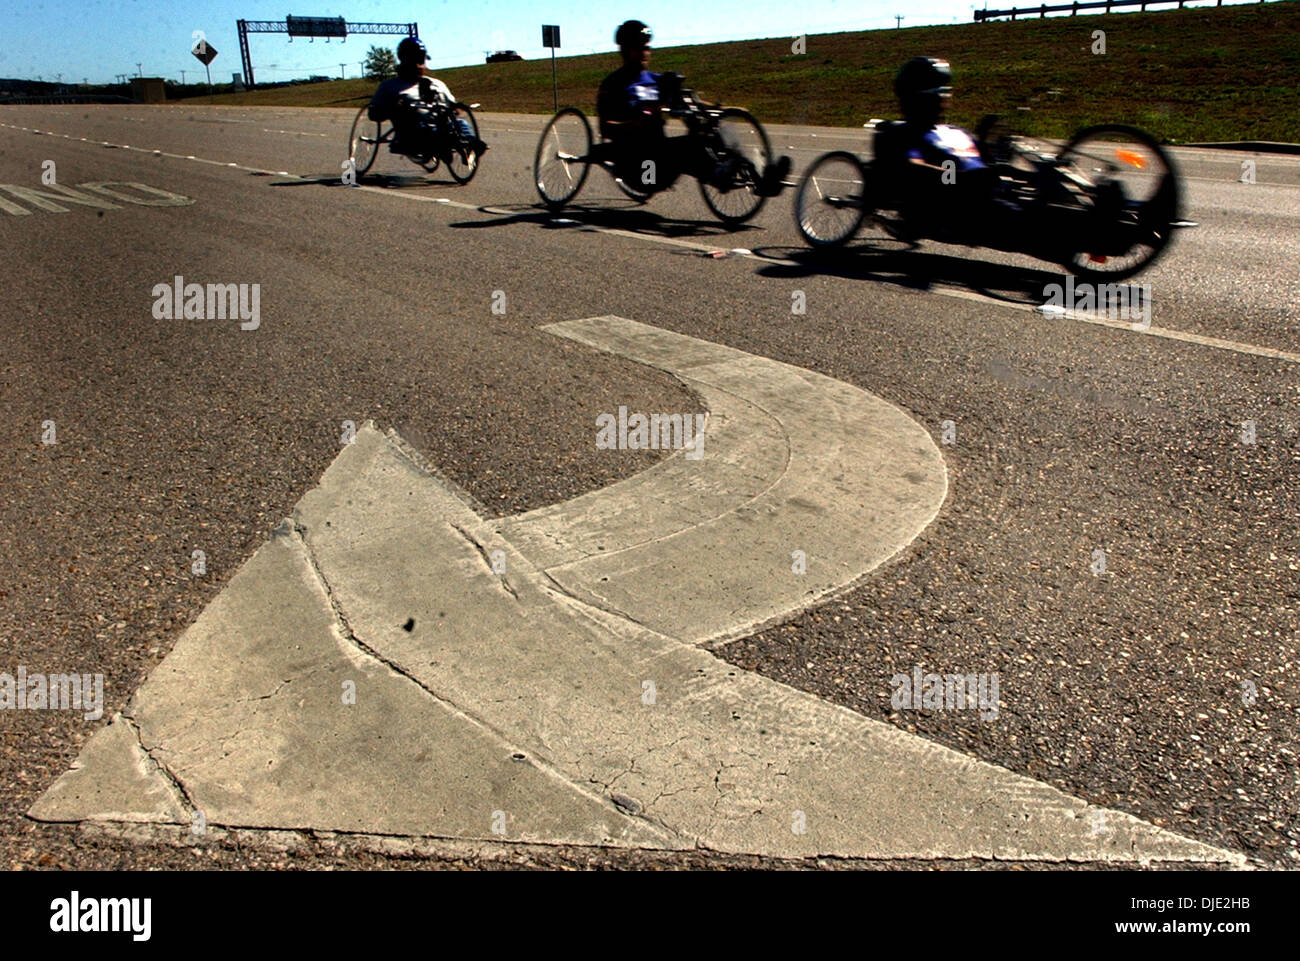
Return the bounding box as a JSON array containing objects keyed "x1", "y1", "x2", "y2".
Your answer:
[
  {"x1": 445, "y1": 103, "x2": 481, "y2": 184},
  {"x1": 534, "y1": 107, "x2": 593, "y2": 210},
  {"x1": 1055, "y1": 123, "x2": 1180, "y2": 281},
  {"x1": 348, "y1": 106, "x2": 382, "y2": 176},
  {"x1": 698, "y1": 107, "x2": 773, "y2": 226},
  {"x1": 794, "y1": 150, "x2": 869, "y2": 247}
]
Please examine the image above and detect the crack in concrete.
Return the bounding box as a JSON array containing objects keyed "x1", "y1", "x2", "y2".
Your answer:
[
  {"x1": 291, "y1": 517, "x2": 515, "y2": 739},
  {"x1": 287, "y1": 516, "x2": 679, "y2": 841},
  {"x1": 142, "y1": 665, "x2": 326, "y2": 751},
  {"x1": 537, "y1": 571, "x2": 662, "y2": 637},
  {"x1": 605, "y1": 759, "x2": 639, "y2": 792},
  {"x1": 119, "y1": 711, "x2": 197, "y2": 820},
  {"x1": 236, "y1": 678, "x2": 293, "y2": 704},
  {"x1": 644, "y1": 782, "x2": 709, "y2": 815},
  {"x1": 448, "y1": 522, "x2": 521, "y2": 601}
]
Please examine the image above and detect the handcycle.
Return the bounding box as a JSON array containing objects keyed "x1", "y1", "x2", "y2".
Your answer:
[
  {"x1": 347, "y1": 97, "x2": 483, "y2": 184},
  {"x1": 533, "y1": 79, "x2": 777, "y2": 226},
  {"x1": 794, "y1": 119, "x2": 1183, "y2": 280}
]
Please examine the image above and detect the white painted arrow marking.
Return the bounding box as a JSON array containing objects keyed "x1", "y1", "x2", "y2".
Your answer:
[{"x1": 32, "y1": 318, "x2": 1239, "y2": 864}]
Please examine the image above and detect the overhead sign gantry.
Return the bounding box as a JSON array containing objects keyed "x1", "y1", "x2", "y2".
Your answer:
[{"x1": 236, "y1": 15, "x2": 418, "y2": 87}]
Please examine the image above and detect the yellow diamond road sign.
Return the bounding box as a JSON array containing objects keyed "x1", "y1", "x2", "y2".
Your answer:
[{"x1": 192, "y1": 41, "x2": 217, "y2": 66}]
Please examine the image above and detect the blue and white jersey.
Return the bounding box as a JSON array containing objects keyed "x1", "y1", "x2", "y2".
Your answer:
[
  {"x1": 906, "y1": 123, "x2": 986, "y2": 172},
  {"x1": 597, "y1": 67, "x2": 665, "y2": 139},
  {"x1": 368, "y1": 75, "x2": 455, "y2": 123}
]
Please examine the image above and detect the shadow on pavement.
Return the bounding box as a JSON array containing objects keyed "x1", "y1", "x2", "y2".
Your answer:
[
  {"x1": 268, "y1": 171, "x2": 468, "y2": 189},
  {"x1": 751, "y1": 243, "x2": 1066, "y2": 306},
  {"x1": 449, "y1": 201, "x2": 760, "y2": 241}
]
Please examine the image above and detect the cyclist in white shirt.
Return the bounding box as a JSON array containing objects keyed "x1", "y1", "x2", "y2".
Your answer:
[{"x1": 367, "y1": 38, "x2": 485, "y2": 161}]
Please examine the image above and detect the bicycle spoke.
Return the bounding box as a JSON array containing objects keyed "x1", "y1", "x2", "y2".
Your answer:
[{"x1": 795, "y1": 151, "x2": 867, "y2": 247}]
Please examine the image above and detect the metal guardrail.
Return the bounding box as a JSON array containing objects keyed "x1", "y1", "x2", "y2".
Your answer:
[{"x1": 974, "y1": 0, "x2": 1272, "y2": 21}]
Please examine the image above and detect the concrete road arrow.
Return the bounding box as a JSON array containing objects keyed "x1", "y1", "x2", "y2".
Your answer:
[{"x1": 31, "y1": 317, "x2": 1240, "y2": 864}]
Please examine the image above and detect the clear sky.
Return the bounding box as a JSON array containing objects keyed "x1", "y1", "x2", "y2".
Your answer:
[{"x1": 1, "y1": 0, "x2": 1259, "y2": 84}]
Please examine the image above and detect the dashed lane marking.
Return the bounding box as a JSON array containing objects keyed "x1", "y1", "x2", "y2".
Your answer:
[{"x1": 3, "y1": 120, "x2": 1295, "y2": 365}]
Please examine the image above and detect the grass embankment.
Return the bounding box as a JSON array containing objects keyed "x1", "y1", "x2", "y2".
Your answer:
[{"x1": 182, "y1": 3, "x2": 1300, "y2": 142}]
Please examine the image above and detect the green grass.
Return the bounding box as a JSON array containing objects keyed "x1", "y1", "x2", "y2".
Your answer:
[{"x1": 182, "y1": 3, "x2": 1300, "y2": 142}]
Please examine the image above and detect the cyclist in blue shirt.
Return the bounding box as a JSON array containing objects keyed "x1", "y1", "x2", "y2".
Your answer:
[
  {"x1": 596, "y1": 20, "x2": 788, "y2": 196},
  {"x1": 891, "y1": 57, "x2": 1001, "y2": 240}
]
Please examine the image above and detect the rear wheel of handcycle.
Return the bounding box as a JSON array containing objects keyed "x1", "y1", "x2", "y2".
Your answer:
[
  {"x1": 794, "y1": 150, "x2": 869, "y2": 248},
  {"x1": 534, "y1": 107, "x2": 592, "y2": 210},
  {"x1": 699, "y1": 108, "x2": 773, "y2": 226},
  {"x1": 1055, "y1": 123, "x2": 1180, "y2": 281},
  {"x1": 348, "y1": 106, "x2": 382, "y2": 176},
  {"x1": 445, "y1": 103, "x2": 481, "y2": 184}
]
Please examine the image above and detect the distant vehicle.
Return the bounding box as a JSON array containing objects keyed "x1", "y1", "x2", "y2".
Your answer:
[{"x1": 486, "y1": 50, "x2": 524, "y2": 63}]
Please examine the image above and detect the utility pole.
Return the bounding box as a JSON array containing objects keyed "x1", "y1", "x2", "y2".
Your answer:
[
  {"x1": 181, "y1": 69, "x2": 187, "y2": 84},
  {"x1": 136, "y1": 62, "x2": 143, "y2": 77},
  {"x1": 895, "y1": 15, "x2": 904, "y2": 28},
  {"x1": 338, "y1": 62, "x2": 346, "y2": 78}
]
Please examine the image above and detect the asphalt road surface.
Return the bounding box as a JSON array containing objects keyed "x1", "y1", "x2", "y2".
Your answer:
[{"x1": 1, "y1": 104, "x2": 1297, "y2": 870}]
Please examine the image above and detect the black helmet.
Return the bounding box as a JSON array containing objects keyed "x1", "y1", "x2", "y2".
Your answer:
[
  {"x1": 397, "y1": 37, "x2": 427, "y2": 65},
  {"x1": 615, "y1": 20, "x2": 652, "y2": 48},
  {"x1": 895, "y1": 57, "x2": 952, "y2": 99}
]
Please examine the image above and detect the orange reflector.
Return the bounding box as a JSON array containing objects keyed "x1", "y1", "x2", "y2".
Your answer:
[{"x1": 1115, "y1": 148, "x2": 1146, "y2": 169}]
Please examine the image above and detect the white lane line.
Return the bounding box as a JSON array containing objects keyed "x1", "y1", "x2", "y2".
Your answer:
[
  {"x1": 1181, "y1": 174, "x2": 1299, "y2": 188},
  {"x1": 5, "y1": 120, "x2": 1295, "y2": 365},
  {"x1": 937, "y1": 287, "x2": 1300, "y2": 364},
  {"x1": 125, "y1": 114, "x2": 329, "y2": 137},
  {"x1": 1063, "y1": 314, "x2": 1300, "y2": 363}
]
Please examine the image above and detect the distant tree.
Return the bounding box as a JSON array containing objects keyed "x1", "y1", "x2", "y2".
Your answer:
[{"x1": 364, "y1": 45, "x2": 397, "y2": 80}]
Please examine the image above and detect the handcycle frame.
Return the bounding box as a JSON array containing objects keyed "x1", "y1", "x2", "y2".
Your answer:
[
  {"x1": 534, "y1": 84, "x2": 775, "y2": 226},
  {"x1": 347, "y1": 98, "x2": 482, "y2": 184},
  {"x1": 794, "y1": 119, "x2": 1183, "y2": 281}
]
